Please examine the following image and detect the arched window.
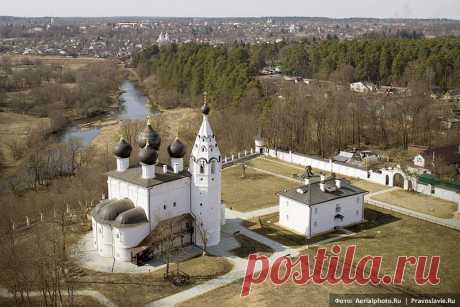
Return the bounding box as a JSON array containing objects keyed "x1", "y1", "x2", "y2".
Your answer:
[
  {"x1": 200, "y1": 164, "x2": 204, "y2": 174},
  {"x1": 211, "y1": 160, "x2": 217, "y2": 174}
]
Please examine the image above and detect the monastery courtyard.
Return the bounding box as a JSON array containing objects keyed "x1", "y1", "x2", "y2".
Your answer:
[{"x1": 3, "y1": 155, "x2": 459, "y2": 306}]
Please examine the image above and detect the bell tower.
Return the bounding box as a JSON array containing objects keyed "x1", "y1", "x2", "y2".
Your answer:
[{"x1": 190, "y1": 94, "x2": 222, "y2": 248}]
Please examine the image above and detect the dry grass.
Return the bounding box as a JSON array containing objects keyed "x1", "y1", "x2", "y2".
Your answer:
[
  {"x1": 222, "y1": 165, "x2": 298, "y2": 212},
  {"x1": 0, "y1": 112, "x2": 50, "y2": 167},
  {"x1": 180, "y1": 206, "x2": 460, "y2": 306},
  {"x1": 0, "y1": 295, "x2": 105, "y2": 307},
  {"x1": 90, "y1": 108, "x2": 199, "y2": 154},
  {"x1": 10, "y1": 55, "x2": 108, "y2": 70},
  {"x1": 371, "y1": 189, "x2": 457, "y2": 218},
  {"x1": 248, "y1": 157, "x2": 389, "y2": 194},
  {"x1": 246, "y1": 157, "x2": 306, "y2": 178},
  {"x1": 231, "y1": 234, "x2": 274, "y2": 258},
  {"x1": 74, "y1": 255, "x2": 232, "y2": 306},
  {"x1": 348, "y1": 178, "x2": 390, "y2": 193},
  {"x1": 244, "y1": 213, "x2": 342, "y2": 247}
]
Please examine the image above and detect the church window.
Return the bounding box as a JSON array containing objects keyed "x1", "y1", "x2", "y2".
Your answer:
[
  {"x1": 173, "y1": 202, "x2": 176, "y2": 207},
  {"x1": 163, "y1": 205, "x2": 166, "y2": 210},
  {"x1": 200, "y1": 163, "x2": 204, "y2": 174},
  {"x1": 211, "y1": 160, "x2": 217, "y2": 174},
  {"x1": 336, "y1": 205, "x2": 341, "y2": 213},
  {"x1": 314, "y1": 207, "x2": 318, "y2": 214},
  {"x1": 356, "y1": 209, "x2": 359, "y2": 216},
  {"x1": 200, "y1": 203, "x2": 203, "y2": 207}
]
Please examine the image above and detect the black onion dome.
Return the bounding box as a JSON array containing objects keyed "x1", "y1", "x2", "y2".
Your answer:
[
  {"x1": 167, "y1": 137, "x2": 186, "y2": 158},
  {"x1": 201, "y1": 103, "x2": 210, "y2": 115},
  {"x1": 113, "y1": 138, "x2": 132, "y2": 158},
  {"x1": 137, "y1": 121, "x2": 161, "y2": 150},
  {"x1": 139, "y1": 142, "x2": 158, "y2": 165}
]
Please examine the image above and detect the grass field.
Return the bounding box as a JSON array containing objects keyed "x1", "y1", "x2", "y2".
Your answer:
[
  {"x1": 0, "y1": 296, "x2": 105, "y2": 307},
  {"x1": 222, "y1": 165, "x2": 298, "y2": 212},
  {"x1": 243, "y1": 212, "x2": 342, "y2": 247},
  {"x1": 231, "y1": 234, "x2": 274, "y2": 258},
  {"x1": 10, "y1": 55, "x2": 108, "y2": 70},
  {"x1": 180, "y1": 205, "x2": 460, "y2": 306},
  {"x1": 371, "y1": 188, "x2": 457, "y2": 218},
  {"x1": 247, "y1": 157, "x2": 389, "y2": 194},
  {"x1": 75, "y1": 255, "x2": 233, "y2": 306}
]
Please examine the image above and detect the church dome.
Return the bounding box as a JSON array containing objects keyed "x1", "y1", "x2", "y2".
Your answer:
[
  {"x1": 201, "y1": 103, "x2": 210, "y2": 115},
  {"x1": 137, "y1": 119, "x2": 161, "y2": 150},
  {"x1": 167, "y1": 137, "x2": 186, "y2": 158},
  {"x1": 139, "y1": 142, "x2": 158, "y2": 165},
  {"x1": 113, "y1": 138, "x2": 132, "y2": 158}
]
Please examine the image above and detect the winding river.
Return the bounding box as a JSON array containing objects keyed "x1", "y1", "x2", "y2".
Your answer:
[{"x1": 61, "y1": 80, "x2": 155, "y2": 145}]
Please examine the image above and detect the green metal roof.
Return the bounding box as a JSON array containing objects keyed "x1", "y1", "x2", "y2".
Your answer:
[{"x1": 418, "y1": 174, "x2": 460, "y2": 193}]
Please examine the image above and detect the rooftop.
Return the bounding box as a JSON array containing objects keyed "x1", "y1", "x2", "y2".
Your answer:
[
  {"x1": 279, "y1": 179, "x2": 367, "y2": 206},
  {"x1": 106, "y1": 165, "x2": 190, "y2": 188}
]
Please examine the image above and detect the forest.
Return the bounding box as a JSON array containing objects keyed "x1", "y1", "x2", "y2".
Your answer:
[
  {"x1": 134, "y1": 37, "x2": 460, "y2": 108},
  {"x1": 134, "y1": 38, "x2": 460, "y2": 164}
]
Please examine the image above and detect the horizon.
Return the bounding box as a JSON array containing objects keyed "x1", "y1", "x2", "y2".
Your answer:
[
  {"x1": 2, "y1": 0, "x2": 459, "y2": 20},
  {"x1": 2, "y1": 15, "x2": 460, "y2": 21}
]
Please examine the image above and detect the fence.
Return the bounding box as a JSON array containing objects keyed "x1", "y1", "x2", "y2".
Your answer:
[
  {"x1": 265, "y1": 148, "x2": 460, "y2": 209},
  {"x1": 5, "y1": 200, "x2": 97, "y2": 235}
]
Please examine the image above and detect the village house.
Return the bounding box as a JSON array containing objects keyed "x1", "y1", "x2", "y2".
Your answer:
[
  {"x1": 91, "y1": 102, "x2": 224, "y2": 263},
  {"x1": 350, "y1": 81, "x2": 376, "y2": 93},
  {"x1": 334, "y1": 149, "x2": 379, "y2": 168},
  {"x1": 278, "y1": 174, "x2": 367, "y2": 238},
  {"x1": 413, "y1": 144, "x2": 460, "y2": 174}
]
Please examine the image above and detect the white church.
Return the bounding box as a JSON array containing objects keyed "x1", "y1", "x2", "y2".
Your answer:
[{"x1": 91, "y1": 102, "x2": 224, "y2": 262}]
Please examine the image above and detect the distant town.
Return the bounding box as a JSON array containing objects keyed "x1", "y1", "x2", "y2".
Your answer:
[{"x1": 1, "y1": 16, "x2": 460, "y2": 58}]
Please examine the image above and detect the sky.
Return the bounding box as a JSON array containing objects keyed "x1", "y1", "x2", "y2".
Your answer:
[{"x1": 1, "y1": 0, "x2": 460, "y2": 19}]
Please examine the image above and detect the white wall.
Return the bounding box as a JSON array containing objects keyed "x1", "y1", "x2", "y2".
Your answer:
[
  {"x1": 113, "y1": 223, "x2": 150, "y2": 261},
  {"x1": 310, "y1": 194, "x2": 364, "y2": 237},
  {"x1": 149, "y1": 177, "x2": 191, "y2": 231},
  {"x1": 266, "y1": 148, "x2": 459, "y2": 205},
  {"x1": 107, "y1": 177, "x2": 149, "y2": 215},
  {"x1": 279, "y1": 193, "x2": 364, "y2": 238},
  {"x1": 279, "y1": 195, "x2": 310, "y2": 236}
]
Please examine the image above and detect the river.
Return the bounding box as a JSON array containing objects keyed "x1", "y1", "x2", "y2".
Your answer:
[{"x1": 61, "y1": 80, "x2": 155, "y2": 145}]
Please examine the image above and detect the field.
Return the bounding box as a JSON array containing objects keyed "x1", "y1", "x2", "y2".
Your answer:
[
  {"x1": 75, "y1": 255, "x2": 233, "y2": 306},
  {"x1": 0, "y1": 111, "x2": 50, "y2": 168},
  {"x1": 242, "y1": 213, "x2": 343, "y2": 247},
  {"x1": 371, "y1": 188, "x2": 457, "y2": 218},
  {"x1": 10, "y1": 55, "x2": 107, "y2": 70},
  {"x1": 0, "y1": 296, "x2": 105, "y2": 307},
  {"x1": 180, "y1": 205, "x2": 460, "y2": 306},
  {"x1": 221, "y1": 165, "x2": 298, "y2": 212}
]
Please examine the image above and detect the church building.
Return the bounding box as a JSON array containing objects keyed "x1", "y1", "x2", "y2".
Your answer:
[{"x1": 91, "y1": 102, "x2": 224, "y2": 262}]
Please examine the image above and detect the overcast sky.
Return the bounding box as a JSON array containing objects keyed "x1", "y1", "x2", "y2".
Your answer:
[{"x1": 1, "y1": 0, "x2": 459, "y2": 19}]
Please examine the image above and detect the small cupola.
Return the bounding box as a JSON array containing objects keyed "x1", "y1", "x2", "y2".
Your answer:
[
  {"x1": 139, "y1": 141, "x2": 158, "y2": 165},
  {"x1": 113, "y1": 137, "x2": 132, "y2": 172},
  {"x1": 113, "y1": 137, "x2": 132, "y2": 159},
  {"x1": 139, "y1": 141, "x2": 158, "y2": 179},
  {"x1": 137, "y1": 117, "x2": 161, "y2": 150},
  {"x1": 168, "y1": 137, "x2": 186, "y2": 173},
  {"x1": 167, "y1": 137, "x2": 186, "y2": 158}
]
